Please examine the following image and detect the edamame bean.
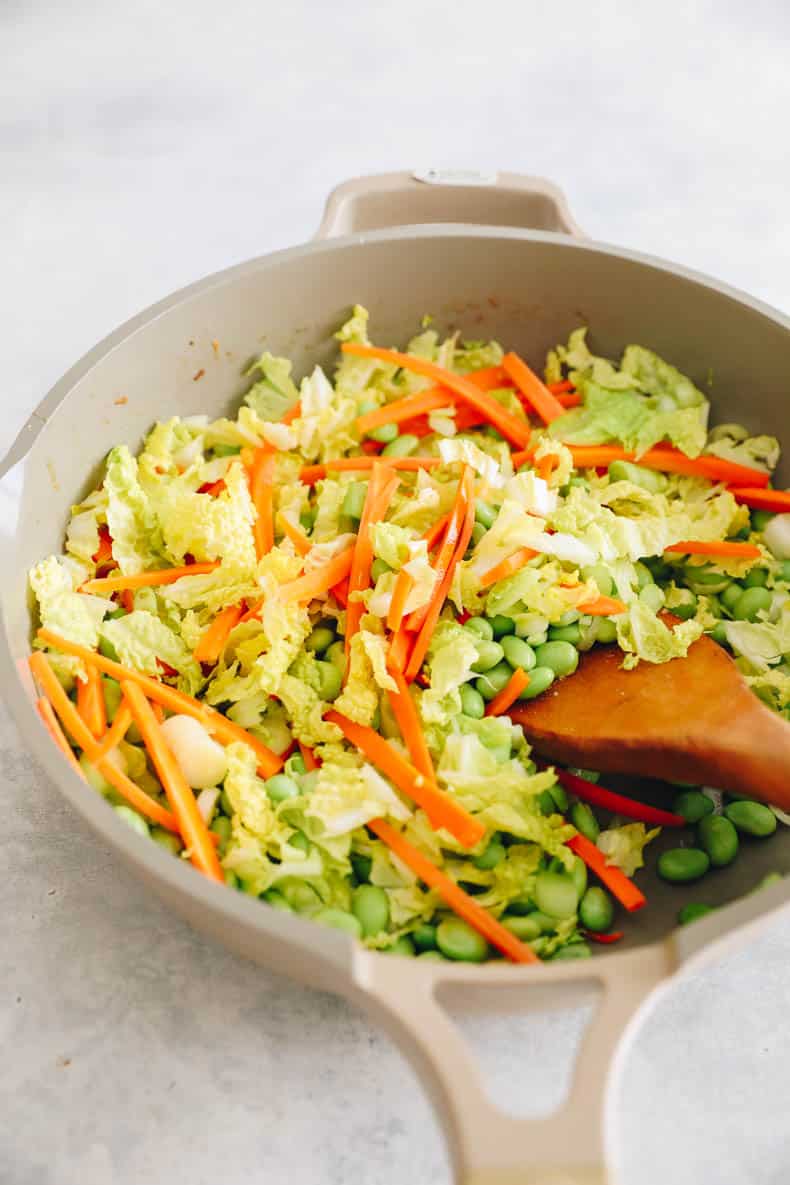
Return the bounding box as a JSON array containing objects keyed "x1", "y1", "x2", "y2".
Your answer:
[
  {"x1": 471, "y1": 522, "x2": 486, "y2": 546},
  {"x1": 326, "y1": 639, "x2": 347, "y2": 671},
  {"x1": 314, "y1": 908, "x2": 363, "y2": 937},
  {"x1": 300, "y1": 509, "x2": 315, "y2": 532},
  {"x1": 537, "y1": 790, "x2": 557, "y2": 816},
  {"x1": 342, "y1": 482, "x2": 367, "y2": 519},
  {"x1": 99, "y1": 637, "x2": 120, "y2": 662},
  {"x1": 213, "y1": 443, "x2": 242, "y2": 457},
  {"x1": 708, "y1": 622, "x2": 728, "y2": 645},
  {"x1": 687, "y1": 568, "x2": 731, "y2": 596},
  {"x1": 608, "y1": 459, "x2": 668, "y2": 492},
  {"x1": 488, "y1": 614, "x2": 516, "y2": 638},
  {"x1": 370, "y1": 557, "x2": 390, "y2": 582},
  {"x1": 464, "y1": 616, "x2": 494, "y2": 641},
  {"x1": 412, "y1": 923, "x2": 438, "y2": 952},
  {"x1": 672, "y1": 790, "x2": 714, "y2": 824},
  {"x1": 743, "y1": 567, "x2": 768, "y2": 588},
  {"x1": 502, "y1": 915, "x2": 542, "y2": 941},
  {"x1": 551, "y1": 942, "x2": 591, "y2": 960},
  {"x1": 720, "y1": 583, "x2": 743, "y2": 613},
  {"x1": 780, "y1": 560, "x2": 790, "y2": 582},
  {"x1": 596, "y1": 618, "x2": 618, "y2": 643},
  {"x1": 534, "y1": 871, "x2": 579, "y2": 919},
  {"x1": 387, "y1": 936, "x2": 416, "y2": 957},
  {"x1": 306, "y1": 626, "x2": 335, "y2": 654},
  {"x1": 570, "y1": 801, "x2": 600, "y2": 842},
  {"x1": 518, "y1": 665, "x2": 555, "y2": 699},
  {"x1": 102, "y1": 678, "x2": 122, "y2": 721},
  {"x1": 416, "y1": 950, "x2": 446, "y2": 961},
  {"x1": 210, "y1": 815, "x2": 232, "y2": 851},
  {"x1": 352, "y1": 884, "x2": 390, "y2": 936},
  {"x1": 474, "y1": 838, "x2": 506, "y2": 870},
  {"x1": 114, "y1": 805, "x2": 150, "y2": 838},
  {"x1": 732, "y1": 586, "x2": 772, "y2": 621},
  {"x1": 582, "y1": 564, "x2": 615, "y2": 597},
  {"x1": 657, "y1": 848, "x2": 711, "y2": 883},
  {"x1": 350, "y1": 852, "x2": 372, "y2": 882},
  {"x1": 471, "y1": 639, "x2": 505, "y2": 673},
  {"x1": 381, "y1": 433, "x2": 418, "y2": 458},
  {"x1": 475, "y1": 500, "x2": 498, "y2": 528},
  {"x1": 698, "y1": 814, "x2": 739, "y2": 867},
  {"x1": 280, "y1": 881, "x2": 321, "y2": 913},
  {"x1": 548, "y1": 623, "x2": 582, "y2": 644},
  {"x1": 678, "y1": 903, "x2": 714, "y2": 925},
  {"x1": 570, "y1": 854, "x2": 587, "y2": 899},
  {"x1": 220, "y1": 789, "x2": 234, "y2": 817},
  {"x1": 534, "y1": 641, "x2": 579, "y2": 678},
  {"x1": 500, "y1": 635, "x2": 536, "y2": 670},
  {"x1": 579, "y1": 887, "x2": 614, "y2": 932},
  {"x1": 265, "y1": 773, "x2": 301, "y2": 803},
  {"x1": 505, "y1": 898, "x2": 535, "y2": 917},
  {"x1": 315, "y1": 660, "x2": 343, "y2": 702},
  {"x1": 151, "y1": 827, "x2": 183, "y2": 855},
  {"x1": 475, "y1": 662, "x2": 513, "y2": 701},
  {"x1": 639, "y1": 583, "x2": 665, "y2": 613},
  {"x1": 724, "y1": 800, "x2": 778, "y2": 837},
  {"x1": 368, "y1": 422, "x2": 398, "y2": 444},
  {"x1": 285, "y1": 753, "x2": 307, "y2": 778},
  {"x1": 671, "y1": 590, "x2": 698, "y2": 620},
  {"x1": 262, "y1": 889, "x2": 292, "y2": 911},
  {"x1": 459, "y1": 684, "x2": 486, "y2": 718},
  {"x1": 436, "y1": 918, "x2": 489, "y2": 962},
  {"x1": 633, "y1": 562, "x2": 653, "y2": 590},
  {"x1": 548, "y1": 782, "x2": 569, "y2": 813}
]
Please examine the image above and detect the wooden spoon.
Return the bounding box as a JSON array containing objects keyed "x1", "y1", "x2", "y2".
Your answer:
[{"x1": 510, "y1": 630, "x2": 790, "y2": 809}]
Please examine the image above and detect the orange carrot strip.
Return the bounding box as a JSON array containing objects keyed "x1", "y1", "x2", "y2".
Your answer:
[
  {"x1": 92, "y1": 701, "x2": 134, "y2": 761},
  {"x1": 565, "y1": 445, "x2": 771, "y2": 488},
  {"x1": 345, "y1": 467, "x2": 401, "y2": 656},
  {"x1": 298, "y1": 742, "x2": 319, "y2": 771},
  {"x1": 36, "y1": 696, "x2": 85, "y2": 778},
  {"x1": 510, "y1": 442, "x2": 539, "y2": 469},
  {"x1": 93, "y1": 525, "x2": 114, "y2": 566},
  {"x1": 122, "y1": 681, "x2": 223, "y2": 881},
  {"x1": 278, "y1": 515, "x2": 312, "y2": 556},
  {"x1": 240, "y1": 446, "x2": 255, "y2": 471},
  {"x1": 388, "y1": 627, "x2": 413, "y2": 671},
  {"x1": 151, "y1": 701, "x2": 165, "y2": 724},
  {"x1": 503, "y1": 352, "x2": 566, "y2": 424},
  {"x1": 422, "y1": 511, "x2": 452, "y2": 553},
  {"x1": 28, "y1": 653, "x2": 180, "y2": 833},
  {"x1": 356, "y1": 388, "x2": 455, "y2": 435},
  {"x1": 326, "y1": 710, "x2": 483, "y2": 847},
  {"x1": 577, "y1": 595, "x2": 628, "y2": 616},
  {"x1": 387, "y1": 568, "x2": 415, "y2": 632},
  {"x1": 341, "y1": 343, "x2": 531, "y2": 449},
  {"x1": 278, "y1": 544, "x2": 355, "y2": 605},
  {"x1": 479, "y1": 547, "x2": 539, "y2": 589},
  {"x1": 728, "y1": 487, "x2": 790, "y2": 512},
  {"x1": 331, "y1": 576, "x2": 349, "y2": 608},
  {"x1": 368, "y1": 818, "x2": 538, "y2": 963},
  {"x1": 193, "y1": 603, "x2": 244, "y2": 664},
  {"x1": 300, "y1": 456, "x2": 440, "y2": 484},
  {"x1": 485, "y1": 668, "x2": 529, "y2": 717},
  {"x1": 405, "y1": 470, "x2": 467, "y2": 633},
  {"x1": 556, "y1": 391, "x2": 582, "y2": 409},
  {"x1": 280, "y1": 400, "x2": 302, "y2": 425},
  {"x1": 536, "y1": 454, "x2": 556, "y2": 482},
  {"x1": 76, "y1": 662, "x2": 107, "y2": 739},
  {"x1": 405, "y1": 470, "x2": 476, "y2": 683},
  {"x1": 664, "y1": 539, "x2": 762, "y2": 559},
  {"x1": 547, "y1": 379, "x2": 575, "y2": 395},
  {"x1": 36, "y1": 630, "x2": 282, "y2": 777},
  {"x1": 567, "y1": 833, "x2": 646, "y2": 912},
  {"x1": 386, "y1": 665, "x2": 434, "y2": 780},
  {"x1": 119, "y1": 589, "x2": 135, "y2": 614},
  {"x1": 250, "y1": 446, "x2": 276, "y2": 558},
  {"x1": 81, "y1": 562, "x2": 219, "y2": 596}
]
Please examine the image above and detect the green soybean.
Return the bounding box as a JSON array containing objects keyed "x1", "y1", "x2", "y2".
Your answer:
[
  {"x1": 284, "y1": 753, "x2": 307, "y2": 778},
  {"x1": 596, "y1": 618, "x2": 618, "y2": 643},
  {"x1": 743, "y1": 567, "x2": 769, "y2": 588},
  {"x1": 518, "y1": 665, "x2": 555, "y2": 699},
  {"x1": 500, "y1": 635, "x2": 536, "y2": 670},
  {"x1": 733, "y1": 586, "x2": 772, "y2": 621},
  {"x1": 464, "y1": 616, "x2": 494, "y2": 641},
  {"x1": 488, "y1": 614, "x2": 516, "y2": 638},
  {"x1": 210, "y1": 815, "x2": 232, "y2": 851},
  {"x1": 436, "y1": 918, "x2": 489, "y2": 962},
  {"x1": 658, "y1": 848, "x2": 711, "y2": 883},
  {"x1": 671, "y1": 590, "x2": 698, "y2": 620},
  {"x1": 548, "y1": 624, "x2": 582, "y2": 645},
  {"x1": 534, "y1": 871, "x2": 579, "y2": 919},
  {"x1": 570, "y1": 801, "x2": 600, "y2": 842},
  {"x1": 724, "y1": 800, "x2": 777, "y2": 837},
  {"x1": 381, "y1": 433, "x2": 418, "y2": 458},
  {"x1": 350, "y1": 852, "x2": 372, "y2": 882},
  {"x1": 502, "y1": 915, "x2": 542, "y2": 941},
  {"x1": 417, "y1": 950, "x2": 447, "y2": 961},
  {"x1": 459, "y1": 684, "x2": 486, "y2": 718},
  {"x1": 720, "y1": 583, "x2": 744, "y2": 613},
  {"x1": 300, "y1": 509, "x2": 315, "y2": 532},
  {"x1": 99, "y1": 637, "x2": 120, "y2": 662},
  {"x1": 698, "y1": 814, "x2": 739, "y2": 867},
  {"x1": 341, "y1": 482, "x2": 367, "y2": 520},
  {"x1": 551, "y1": 942, "x2": 592, "y2": 961},
  {"x1": 582, "y1": 564, "x2": 615, "y2": 598},
  {"x1": 412, "y1": 923, "x2": 438, "y2": 952},
  {"x1": 579, "y1": 887, "x2": 614, "y2": 932},
  {"x1": 102, "y1": 678, "x2": 123, "y2": 721},
  {"x1": 151, "y1": 827, "x2": 183, "y2": 855},
  {"x1": 537, "y1": 790, "x2": 557, "y2": 816},
  {"x1": 672, "y1": 790, "x2": 714, "y2": 824},
  {"x1": 306, "y1": 626, "x2": 335, "y2": 654},
  {"x1": 326, "y1": 640, "x2": 347, "y2": 673},
  {"x1": 475, "y1": 662, "x2": 514, "y2": 701},
  {"x1": 370, "y1": 557, "x2": 391, "y2": 583},
  {"x1": 367, "y1": 422, "x2": 398, "y2": 444},
  {"x1": 633, "y1": 561, "x2": 653, "y2": 591},
  {"x1": 474, "y1": 838, "x2": 506, "y2": 870},
  {"x1": 534, "y1": 641, "x2": 579, "y2": 678},
  {"x1": 678, "y1": 903, "x2": 714, "y2": 925},
  {"x1": 709, "y1": 622, "x2": 728, "y2": 645},
  {"x1": 280, "y1": 881, "x2": 322, "y2": 913},
  {"x1": 608, "y1": 460, "x2": 668, "y2": 492},
  {"x1": 687, "y1": 568, "x2": 731, "y2": 596},
  {"x1": 470, "y1": 523, "x2": 487, "y2": 547},
  {"x1": 314, "y1": 908, "x2": 363, "y2": 937},
  {"x1": 475, "y1": 500, "x2": 498, "y2": 528},
  {"x1": 213, "y1": 443, "x2": 242, "y2": 457},
  {"x1": 548, "y1": 782, "x2": 570, "y2": 814},
  {"x1": 570, "y1": 854, "x2": 588, "y2": 899},
  {"x1": 387, "y1": 936, "x2": 416, "y2": 957},
  {"x1": 114, "y1": 805, "x2": 150, "y2": 838},
  {"x1": 265, "y1": 773, "x2": 301, "y2": 804},
  {"x1": 315, "y1": 660, "x2": 343, "y2": 702},
  {"x1": 471, "y1": 639, "x2": 505, "y2": 673},
  {"x1": 352, "y1": 884, "x2": 390, "y2": 937}
]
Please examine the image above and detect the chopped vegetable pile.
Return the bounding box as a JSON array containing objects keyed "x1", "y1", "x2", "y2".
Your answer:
[{"x1": 28, "y1": 308, "x2": 790, "y2": 962}]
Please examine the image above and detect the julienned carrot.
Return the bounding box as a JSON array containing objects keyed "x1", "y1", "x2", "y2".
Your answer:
[
  {"x1": 484, "y1": 668, "x2": 529, "y2": 717},
  {"x1": 367, "y1": 818, "x2": 538, "y2": 964},
  {"x1": 250, "y1": 446, "x2": 276, "y2": 558},
  {"x1": 120, "y1": 589, "x2": 135, "y2": 614},
  {"x1": 479, "y1": 546, "x2": 539, "y2": 589},
  {"x1": 278, "y1": 515, "x2": 312, "y2": 556},
  {"x1": 36, "y1": 696, "x2": 85, "y2": 777},
  {"x1": 298, "y1": 742, "x2": 319, "y2": 771},
  {"x1": 536, "y1": 454, "x2": 556, "y2": 482},
  {"x1": 556, "y1": 391, "x2": 582, "y2": 409},
  {"x1": 325, "y1": 710, "x2": 484, "y2": 847},
  {"x1": 331, "y1": 576, "x2": 349, "y2": 608},
  {"x1": 387, "y1": 568, "x2": 414, "y2": 632},
  {"x1": 567, "y1": 833, "x2": 646, "y2": 912},
  {"x1": 28, "y1": 653, "x2": 180, "y2": 833},
  {"x1": 76, "y1": 662, "x2": 107, "y2": 739},
  {"x1": 92, "y1": 701, "x2": 134, "y2": 761},
  {"x1": 405, "y1": 470, "x2": 476, "y2": 683},
  {"x1": 562, "y1": 445, "x2": 771, "y2": 488},
  {"x1": 405, "y1": 473, "x2": 467, "y2": 633},
  {"x1": 422, "y1": 512, "x2": 452, "y2": 553},
  {"x1": 280, "y1": 400, "x2": 302, "y2": 425},
  {"x1": 193, "y1": 603, "x2": 244, "y2": 664},
  {"x1": 547, "y1": 379, "x2": 575, "y2": 395},
  {"x1": 36, "y1": 629, "x2": 283, "y2": 777},
  {"x1": 93, "y1": 525, "x2": 114, "y2": 566},
  {"x1": 81, "y1": 562, "x2": 219, "y2": 596},
  {"x1": 577, "y1": 595, "x2": 627, "y2": 616},
  {"x1": 503, "y1": 352, "x2": 566, "y2": 424},
  {"x1": 278, "y1": 544, "x2": 355, "y2": 605},
  {"x1": 300, "y1": 457, "x2": 440, "y2": 484},
  {"x1": 664, "y1": 539, "x2": 762, "y2": 559},
  {"x1": 388, "y1": 627, "x2": 413, "y2": 671},
  {"x1": 585, "y1": 931, "x2": 624, "y2": 944},
  {"x1": 340, "y1": 343, "x2": 531, "y2": 449},
  {"x1": 728, "y1": 487, "x2": 790, "y2": 512},
  {"x1": 552, "y1": 767, "x2": 685, "y2": 827},
  {"x1": 386, "y1": 665, "x2": 434, "y2": 780},
  {"x1": 345, "y1": 467, "x2": 401, "y2": 656},
  {"x1": 122, "y1": 681, "x2": 223, "y2": 881},
  {"x1": 356, "y1": 388, "x2": 454, "y2": 435}
]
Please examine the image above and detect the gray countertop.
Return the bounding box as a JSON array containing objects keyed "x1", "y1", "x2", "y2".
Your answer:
[{"x1": 4, "y1": 3, "x2": 790, "y2": 1182}]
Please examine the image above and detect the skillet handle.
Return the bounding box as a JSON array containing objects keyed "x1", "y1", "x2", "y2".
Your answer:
[
  {"x1": 314, "y1": 170, "x2": 584, "y2": 239},
  {"x1": 354, "y1": 944, "x2": 672, "y2": 1185}
]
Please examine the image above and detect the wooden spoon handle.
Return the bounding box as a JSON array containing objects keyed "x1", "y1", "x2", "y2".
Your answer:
[{"x1": 701, "y1": 697, "x2": 790, "y2": 807}]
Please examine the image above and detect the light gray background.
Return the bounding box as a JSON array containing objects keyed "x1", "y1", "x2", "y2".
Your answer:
[{"x1": 3, "y1": 3, "x2": 790, "y2": 1183}]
